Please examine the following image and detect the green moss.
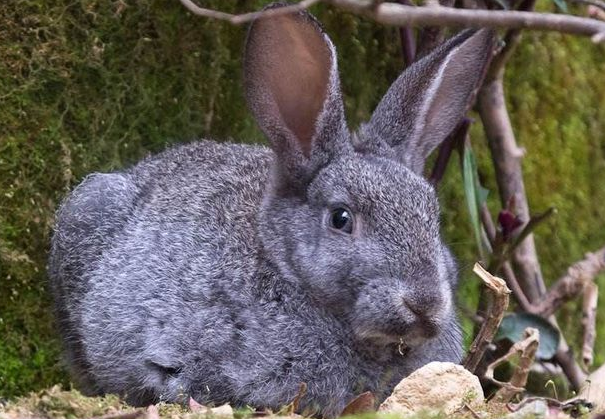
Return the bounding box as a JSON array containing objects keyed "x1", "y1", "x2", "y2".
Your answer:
[{"x1": 1, "y1": 0, "x2": 604, "y2": 398}]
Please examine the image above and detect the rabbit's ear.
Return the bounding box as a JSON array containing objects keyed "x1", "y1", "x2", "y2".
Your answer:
[
  {"x1": 363, "y1": 29, "x2": 494, "y2": 174},
  {"x1": 244, "y1": 7, "x2": 348, "y2": 184}
]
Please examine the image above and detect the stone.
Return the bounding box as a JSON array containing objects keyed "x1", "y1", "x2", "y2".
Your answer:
[{"x1": 379, "y1": 361, "x2": 484, "y2": 416}]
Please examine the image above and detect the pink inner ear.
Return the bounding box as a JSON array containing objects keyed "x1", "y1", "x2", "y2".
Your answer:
[{"x1": 249, "y1": 14, "x2": 331, "y2": 157}]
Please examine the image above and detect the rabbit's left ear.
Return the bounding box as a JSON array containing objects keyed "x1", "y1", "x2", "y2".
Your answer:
[{"x1": 362, "y1": 29, "x2": 495, "y2": 174}]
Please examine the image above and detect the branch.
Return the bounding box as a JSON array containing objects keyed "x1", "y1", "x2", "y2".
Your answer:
[
  {"x1": 397, "y1": 0, "x2": 417, "y2": 67},
  {"x1": 581, "y1": 281, "x2": 598, "y2": 367},
  {"x1": 532, "y1": 247, "x2": 605, "y2": 317},
  {"x1": 572, "y1": 0, "x2": 605, "y2": 12},
  {"x1": 478, "y1": 63, "x2": 545, "y2": 302},
  {"x1": 326, "y1": 0, "x2": 605, "y2": 42},
  {"x1": 179, "y1": 0, "x2": 605, "y2": 42},
  {"x1": 480, "y1": 203, "x2": 533, "y2": 312},
  {"x1": 464, "y1": 263, "x2": 511, "y2": 373},
  {"x1": 179, "y1": 0, "x2": 321, "y2": 24},
  {"x1": 485, "y1": 327, "x2": 540, "y2": 403},
  {"x1": 429, "y1": 118, "x2": 470, "y2": 185}
]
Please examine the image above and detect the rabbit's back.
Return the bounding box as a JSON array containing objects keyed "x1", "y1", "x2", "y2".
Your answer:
[{"x1": 49, "y1": 140, "x2": 274, "y2": 400}]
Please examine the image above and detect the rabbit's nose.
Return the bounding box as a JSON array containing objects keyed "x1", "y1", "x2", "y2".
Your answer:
[{"x1": 402, "y1": 293, "x2": 442, "y2": 317}]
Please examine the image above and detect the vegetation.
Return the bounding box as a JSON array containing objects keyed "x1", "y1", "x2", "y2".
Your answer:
[{"x1": 1, "y1": 0, "x2": 604, "y2": 399}]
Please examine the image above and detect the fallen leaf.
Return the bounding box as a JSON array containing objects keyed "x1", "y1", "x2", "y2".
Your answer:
[
  {"x1": 189, "y1": 397, "x2": 206, "y2": 412},
  {"x1": 340, "y1": 392, "x2": 376, "y2": 416},
  {"x1": 145, "y1": 405, "x2": 159, "y2": 419}
]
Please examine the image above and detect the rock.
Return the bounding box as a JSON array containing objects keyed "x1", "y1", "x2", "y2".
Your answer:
[
  {"x1": 504, "y1": 400, "x2": 548, "y2": 419},
  {"x1": 210, "y1": 404, "x2": 234, "y2": 417},
  {"x1": 188, "y1": 397, "x2": 233, "y2": 417},
  {"x1": 379, "y1": 361, "x2": 484, "y2": 416},
  {"x1": 579, "y1": 363, "x2": 605, "y2": 413}
]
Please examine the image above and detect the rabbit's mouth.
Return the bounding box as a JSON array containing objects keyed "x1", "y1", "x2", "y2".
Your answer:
[{"x1": 354, "y1": 326, "x2": 437, "y2": 349}]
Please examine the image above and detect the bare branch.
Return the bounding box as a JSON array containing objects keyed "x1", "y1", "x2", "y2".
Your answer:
[
  {"x1": 581, "y1": 281, "x2": 598, "y2": 367},
  {"x1": 464, "y1": 263, "x2": 511, "y2": 373},
  {"x1": 556, "y1": 341, "x2": 588, "y2": 390},
  {"x1": 326, "y1": 0, "x2": 605, "y2": 41},
  {"x1": 479, "y1": 203, "x2": 534, "y2": 312},
  {"x1": 485, "y1": 327, "x2": 540, "y2": 403},
  {"x1": 532, "y1": 247, "x2": 605, "y2": 317},
  {"x1": 179, "y1": 0, "x2": 605, "y2": 41},
  {"x1": 396, "y1": 0, "x2": 417, "y2": 66},
  {"x1": 416, "y1": 0, "x2": 456, "y2": 58},
  {"x1": 588, "y1": 4, "x2": 605, "y2": 20},
  {"x1": 88, "y1": 410, "x2": 145, "y2": 419},
  {"x1": 179, "y1": 0, "x2": 321, "y2": 24},
  {"x1": 578, "y1": 362, "x2": 605, "y2": 411},
  {"x1": 429, "y1": 118, "x2": 470, "y2": 185},
  {"x1": 572, "y1": 0, "x2": 605, "y2": 12}
]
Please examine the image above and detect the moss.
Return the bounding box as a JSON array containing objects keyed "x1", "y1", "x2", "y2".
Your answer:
[{"x1": 1, "y1": 0, "x2": 604, "y2": 398}]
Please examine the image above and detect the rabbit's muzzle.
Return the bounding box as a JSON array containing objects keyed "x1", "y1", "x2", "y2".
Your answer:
[{"x1": 349, "y1": 278, "x2": 450, "y2": 349}]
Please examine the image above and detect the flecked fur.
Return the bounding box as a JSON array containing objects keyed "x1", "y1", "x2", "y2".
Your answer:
[{"x1": 48, "y1": 5, "x2": 494, "y2": 418}]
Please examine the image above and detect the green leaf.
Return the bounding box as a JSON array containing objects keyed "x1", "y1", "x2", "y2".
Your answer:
[
  {"x1": 462, "y1": 144, "x2": 488, "y2": 259},
  {"x1": 496, "y1": 313, "x2": 561, "y2": 360},
  {"x1": 552, "y1": 0, "x2": 569, "y2": 12},
  {"x1": 492, "y1": 0, "x2": 511, "y2": 9}
]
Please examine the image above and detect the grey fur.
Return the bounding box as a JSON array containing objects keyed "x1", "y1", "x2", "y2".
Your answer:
[{"x1": 48, "y1": 6, "x2": 493, "y2": 418}]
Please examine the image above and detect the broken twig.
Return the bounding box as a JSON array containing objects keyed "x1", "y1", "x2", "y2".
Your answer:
[
  {"x1": 581, "y1": 281, "x2": 598, "y2": 367},
  {"x1": 464, "y1": 263, "x2": 511, "y2": 373},
  {"x1": 486, "y1": 327, "x2": 540, "y2": 403},
  {"x1": 532, "y1": 247, "x2": 605, "y2": 317}
]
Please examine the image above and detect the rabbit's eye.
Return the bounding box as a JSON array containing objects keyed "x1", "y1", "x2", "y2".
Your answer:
[{"x1": 329, "y1": 208, "x2": 354, "y2": 234}]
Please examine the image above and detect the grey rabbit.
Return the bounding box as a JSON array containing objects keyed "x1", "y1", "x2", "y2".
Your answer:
[{"x1": 48, "y1": 4, "x2": 494, "y2": 417}]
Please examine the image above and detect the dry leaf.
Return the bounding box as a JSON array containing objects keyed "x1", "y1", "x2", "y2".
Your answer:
[{"x1": 340, "y1": 392, "x2": 376, "y2": 416}]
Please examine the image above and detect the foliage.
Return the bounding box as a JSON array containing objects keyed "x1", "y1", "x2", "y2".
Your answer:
[
  {"x1": 1, "y1": 0, "x2": 604, "y2": 398},
  {"x1": 496, "y1": 313, "x2": 560, "y2": 360}
]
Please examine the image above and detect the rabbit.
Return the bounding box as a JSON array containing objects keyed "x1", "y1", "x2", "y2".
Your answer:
[{"x1": 48, "y1": 4, "x2": 494, "y2": 418}]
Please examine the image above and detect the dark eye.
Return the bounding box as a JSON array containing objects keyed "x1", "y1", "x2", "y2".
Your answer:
[{"x1": 329, "y1": 208, "x2": 354, "y2": 234}]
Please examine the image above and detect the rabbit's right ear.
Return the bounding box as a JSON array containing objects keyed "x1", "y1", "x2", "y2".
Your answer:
[{"x1": 244, "y1": 6, "x2": 349, "y2": 190}]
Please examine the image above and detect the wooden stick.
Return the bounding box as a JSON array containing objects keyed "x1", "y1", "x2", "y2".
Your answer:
[
  {"x1": 532, "y1": 247, "x2": 605, "y2": 317},
  {"x1": 464, "y1": 263, "x2": 511, "y2": 373},
  {"x1": 581, "y1": 282, "x2": 598, "y2": 367},
  {"x1": 485, "y1": 327, "x2": 540, "y2": 403},
  {"x1": 178, "y1": 0, "x2": 605, "y2": 41}
]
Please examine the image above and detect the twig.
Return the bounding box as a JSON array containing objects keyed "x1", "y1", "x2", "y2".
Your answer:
[
  {"x1": 508, "y1": 207, "x2": 557, "y2": 258},
  {"x1": 572, "y1": 0, "x2": 605, "y2": 12},
  {"x1": 588, "y1": 4, "x2": 605, "y2": 20},
  {"x1": 283, "y1": 382, "x2": 308, "y2": 415},
  {"x1": 461, "y1": 403, "x2": 482, "y2": 419},
  {"x1": 479, "y1": 206, "x2": 533, "y2": 311},
  {"x1": 532, "y1": 247, "x2": 605, "y2": 317},
  {"x1": 489, "y1": 207, "x2": 557, "y2": 274},
  {"x1": 429, "y1": 118, "x2": 470, "y2": 185},
  {"x1": 88, "y1": 411, "x2": 145, "y2": 419},
  {"x1": 326, "y1": 0, "x2": 605, "y2": 41},
  {"x1": 486, "y1": 327, "x2": 540, "y2": 403},
  {"x1": 179, "y1": 0, "x2": 605, "y2": 41},
  {"x1": 502, "y1": 261, "x2": 533, "y2": 312},
  {"x1": 556, "y1": 341, "x2": 587, "y2": 390},
  {"x1": 397, "y1": 0, "x2": 417, "y2": 66},
  {"x1": 581, "y1": 282, "x2": 598, "y2": 367},
  {"x1": 416, "y1": 0, "x2": 456, "y2": 58},
  {"x1": 578, "y1": 362, "x2": 605, "y2": 411},
  {"x1": 464, "y1": 263, "x2": 511, "y2": 373},
  {"x1": 179, "y1": 0, "x2": 321, "y2": 24}
]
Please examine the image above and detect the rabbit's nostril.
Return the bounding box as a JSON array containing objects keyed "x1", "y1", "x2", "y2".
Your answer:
[{"x1": 402, "y1": 298, "x2": 424, "y2": 316}]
